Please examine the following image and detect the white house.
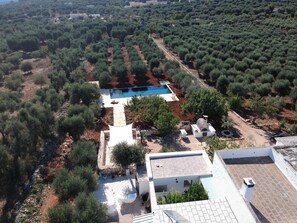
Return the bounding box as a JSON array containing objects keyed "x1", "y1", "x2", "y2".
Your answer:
[
  {"x1": 145, "y1": 151, "x2": 212, "y2": 196},
  {"x1": 191, "y1": 115, "x2": 216, "y2": 138}
]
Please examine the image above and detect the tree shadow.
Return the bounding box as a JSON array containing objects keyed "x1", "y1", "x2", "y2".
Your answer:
[{"x1": 134, "y1": 75, "x2": 150, "y2": 87}]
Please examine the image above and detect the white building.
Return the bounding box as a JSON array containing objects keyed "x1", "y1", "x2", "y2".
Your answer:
[
  {"x1": 134, "y1": 137, "x2": 297, "y2": 222},
  {"x1": 191, "y1": 115, "x2": 216, "y2": 138}
]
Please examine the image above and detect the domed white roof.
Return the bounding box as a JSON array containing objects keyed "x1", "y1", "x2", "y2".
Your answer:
[{"x1": 197, "y1": 118, "x2": 208, "y2": 130}]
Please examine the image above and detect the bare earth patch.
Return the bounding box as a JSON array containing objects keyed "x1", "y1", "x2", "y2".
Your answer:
[
  {"x1": 38, "y1": 186, "x2": 58, "y2": 223},
  {"x1": 85, "y1": 61, "x2": 94, "y2": 81},
  {"x1": 21, "y1": 57, "x2": 51, "y2": 101},
  {"x1": 81, "y1": 129, "x2": 100, "y2": 143}
]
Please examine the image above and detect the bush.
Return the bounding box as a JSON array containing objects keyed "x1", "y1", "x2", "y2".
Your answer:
[
  {"x1": 273, "y1": 79, "x2": 290, "y2": 95},
  {"x1": 0, "y1": 63, "x2": 13, "y2": 75},
  {"x1": 149, "y1": 58, "x2": 160, "y2": 70},
  {"x1": 255, "y1": 83, "x2": 271, "y2": 96},
  {"x1": 164, "y1": 61, "x2": 179, "y2": 72},
  {"x1": 5, "y1": 73, "x2": 24, "y2": 91},
  {"x1": 20, "y1": 62, "x2": 33, "y2": 72},
  {"x1": 67, "y1": 104, "x2": 95, "y2": 128},
  {"x1": 53, "y1": 169, "x2": 87, "y2": 201},
  {"x1": 158, "y1": 182, "x2": 208, "y2": 204},
  {"x1": 69, "y1": 140, "x2": 97, "y2": 167},
  {"x1": 130, "y1": 61, "x2": 147, "y2": 77},
  {"x1": 57, "y1": 115, "x2": 85, "y2": 140},
  {"x1": 33, "y1": 74, "x2": 46, "y2": 85},
  {"x1": 216, "y1": 75, "x2": 229, "y2": 94},
  {"x1": 227, "y1": 82, "x2": 248, "y2": 97},
  {"x1": 48, "y1": 203, "x2": 73, "y2": 223},
  {"x1": 182, "y1": 89, "x2": 228, "y2": 124},
  {"x1": 290, "y1": 87, "x2": 297, "y2": 103},
  {"x1": 73, "y1": 193, "x2": 106, "y2": 223},
  {"x1": 31, "y1": 50, "x2": 46, "y2": 59},
  {"x1": 73, "y1": 166, "x2": 97, "y2": 192},
  {"x1": 98, "y1": 71, "x2": 111, "y2": 87},
  {"x1": 155, "y1": 112, "x2": 179, "y2": 135}
]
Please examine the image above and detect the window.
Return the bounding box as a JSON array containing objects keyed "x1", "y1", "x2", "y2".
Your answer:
[
  {"x1": 184, "y1": 180, "x2": 192, "y2": 187},
  {"x1": 155, "y1": 185, "x2": 167, "y2": 192}
]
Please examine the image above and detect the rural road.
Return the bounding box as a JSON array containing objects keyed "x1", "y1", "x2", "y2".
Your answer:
[{"x1": 151, "y1": 34, "x2": 272, "y2": 147}]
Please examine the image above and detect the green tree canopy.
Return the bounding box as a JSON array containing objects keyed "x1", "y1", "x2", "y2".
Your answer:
[
  {"x1": 52, "y1": 169, "x2": 87, "y2": 201},
  {"x1": 73, "y1": 166, "x2": 97, "y2": 192},
  {"x1": 73, "y1": 192, "x2": 107, "y2": 223},
  {"x1": 69, "y1": 140, "x2": 97, "y2": 167},
  {"x1": 111, "y1": 142, "x2": 146, "y2": 169},
  {"x1": 182, "y1": 89, "x2": 228, "y2": 124},
  {"x1": 48, "y1": 203, "x2": 73, "y2": 223}
]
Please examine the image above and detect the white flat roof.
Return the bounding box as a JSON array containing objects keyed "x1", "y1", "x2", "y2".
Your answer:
[{"x1": 146, "y1": 151, "x2": 212, "y2": 180}]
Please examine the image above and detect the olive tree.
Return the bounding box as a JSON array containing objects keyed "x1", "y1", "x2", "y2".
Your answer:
[{"x1": 111, "y1": 142, "x2": 147, "y2": 169}]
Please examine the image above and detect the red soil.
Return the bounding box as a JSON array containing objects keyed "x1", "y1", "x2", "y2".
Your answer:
[
  {"x1": 122, "y1": 46, "x2": 136, "y2": 87},
  {"x1": 39, "y1": 187, "x2": 58, "y2": 223},
  {"x1": 80, "y1": 129, "x2": 100, "y2": 143},
  {"x1": 134, "y1": 45, "x2": 147, "y2": 65},
  {"x1": 42, "y1": 135, "x2": 73, "y2": 182},
  {"x1": 100, "y1": 107, "x2": 114, "y2": 130}
]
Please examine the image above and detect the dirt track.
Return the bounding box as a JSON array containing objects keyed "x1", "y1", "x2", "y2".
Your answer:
[{"x1": 151, "y1": 34, "x2": 272, "y2": 147}]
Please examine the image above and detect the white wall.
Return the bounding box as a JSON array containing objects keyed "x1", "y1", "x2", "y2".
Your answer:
[
  {"x1": 271, "y1": 148, "x2": 297, "y2": 189},
  {"x1": 218, "y1": 147, "x2": 271, "y2": 159},
  {"x1": 138, "y1": 179, "x2": 150, "y2": 195}
]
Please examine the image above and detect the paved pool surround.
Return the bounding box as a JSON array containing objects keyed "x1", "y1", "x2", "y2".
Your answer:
[{"x1": 100, "y1": 84, "x2": 179, "y2": 108}]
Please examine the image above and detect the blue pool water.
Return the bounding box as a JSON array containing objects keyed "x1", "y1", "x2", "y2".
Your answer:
[{"x1": 110, "y1": 85, "x2": 171, "y2": 99}]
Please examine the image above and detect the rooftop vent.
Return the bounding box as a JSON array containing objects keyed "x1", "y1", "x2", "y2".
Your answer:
[{"x1": 156, "y1": 164, "x2": 163, "y2": 168}]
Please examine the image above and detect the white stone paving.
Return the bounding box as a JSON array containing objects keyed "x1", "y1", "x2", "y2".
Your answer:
[
  {"x1": 94, "y1": 176, "x2": 136, "y2": 217},
  {"x1": 113, "y1": 104, "x2": 126, "y2": 127},
  {"x1": 153, "y1": 199, "x2": 238, "y2": 223}
]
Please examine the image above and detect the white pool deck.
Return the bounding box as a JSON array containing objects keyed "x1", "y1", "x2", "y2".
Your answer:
[{"x1": 100, "y1": 85, "x2": 179, "y2": 108}]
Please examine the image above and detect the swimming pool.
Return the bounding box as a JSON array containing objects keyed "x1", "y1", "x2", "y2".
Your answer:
[{"x1": 110, "y1": 85, "x2": 172, "y2": 99}]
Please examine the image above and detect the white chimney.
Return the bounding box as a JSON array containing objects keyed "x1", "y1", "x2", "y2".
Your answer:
[
  {"x1": 203, "y1": 115, "x2": 208, "y2": 123},
  {"x1": 240, "y1": 177, "x2": 256, "y2": 202}
]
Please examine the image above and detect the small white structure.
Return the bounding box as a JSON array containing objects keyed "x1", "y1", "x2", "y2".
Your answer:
[
  {"x1": 240, "y1": 178, "x2": 256, "y2": 202},
  {"x1": 191, "y1": 115, "x2": 216, "y2": 138}
]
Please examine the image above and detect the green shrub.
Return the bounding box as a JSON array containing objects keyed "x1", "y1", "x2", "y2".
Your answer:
[
  {"x1": 33, "y1": 74, "x2": 46, "y2": 85},
  {"x1": 48, "y1": 203, "x2": 73, "y2": 223},
  {"x1": 53, "y1": 169, "x2": 87, "y2": 201},
  {"x1": 20, "y1": 62, "x2": 33, "y2": 72},
  {"x1": 158, "y1": 182, "x2": 208, "y2": 204},
  {"x1": 69, "y1": 140, "x2": 97, "y2": 167},
  {"x1": 4, "y1": 73, "x2": 24, "y2": 91}
]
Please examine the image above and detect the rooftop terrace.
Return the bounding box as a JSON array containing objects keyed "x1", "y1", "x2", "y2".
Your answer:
[
  {"x1": 224, "y1": 156, "x2": 297, "y2": 223},
  {"x1": 148, "y1": 152, "x2": 212, "y2": 179}
]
